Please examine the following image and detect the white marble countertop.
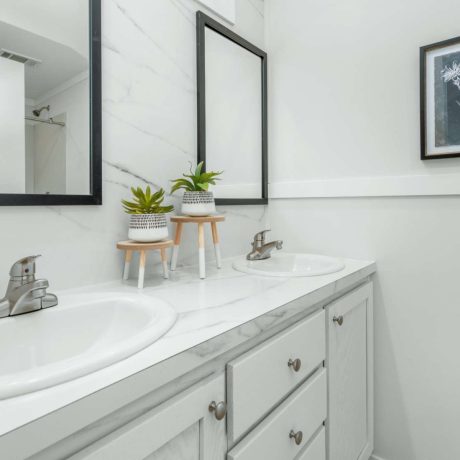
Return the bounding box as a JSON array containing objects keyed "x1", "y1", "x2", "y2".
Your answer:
[{"x1": 0, "y1": 255, "x2": 375, "y2": 437}]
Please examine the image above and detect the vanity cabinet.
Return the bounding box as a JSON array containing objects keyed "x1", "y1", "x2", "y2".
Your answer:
[
  {"x1": 70, "y1": 373, "x2": 227, "y2": 460},
  {"x1": 1, "y1": 279, "x2": 374, "y2": 460},
  {"x1": 327, "y1": 282, "x2": 374, "y2": 460}
]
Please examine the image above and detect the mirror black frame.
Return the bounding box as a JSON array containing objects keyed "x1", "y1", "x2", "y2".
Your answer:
[
  {"x1": 0, "y1": 0, "x2": 102, "y2": 206},
  {"x1": 196, "y1": 11, "x2": 268, "y2": 206}
]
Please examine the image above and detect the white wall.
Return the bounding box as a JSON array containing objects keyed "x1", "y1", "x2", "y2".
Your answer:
[
  {"x1": 1, "y1": 0, "x2": 88, "y2": 58},
  {"x1": 33, "y1": 113, "x2": 67, "y2": 195},
  {"x1": 0, "y1": 0, "x2": 266, "y2": 290},
  {"x1": 267, "y1": 0, "x2": 460, "y2": 192},
  {"x1": 25, "y1": 122, "x2": 34, "y2": 193},
  {"x1": 266, "y1": 1, "x2": 460, "y2": 459},
  {"x1": 270, "y1": 198, "x2": 460, "y2": 460},
  {"x1": 0, "y1": 58, "x2": 25, "y2": 193},
  {"x1": 34, "y1": 76, "x2": 90, "y2": 195}
]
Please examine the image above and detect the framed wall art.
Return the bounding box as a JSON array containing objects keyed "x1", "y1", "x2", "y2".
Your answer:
[{"x1": 421, "y1": 36, "x2": 460, "y2": 159}]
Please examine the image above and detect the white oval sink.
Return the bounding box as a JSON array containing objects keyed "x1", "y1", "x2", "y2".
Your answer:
[
  {"x1": 233, "y1": 253, "x2": 345, "y2": 277},
  {"x1": 0, "y1": 293, "x2": 176, "y2": 399}
]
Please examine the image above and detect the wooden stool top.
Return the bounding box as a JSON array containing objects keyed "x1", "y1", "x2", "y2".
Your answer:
[
  {"x1": 170, "y1": 215, "x2": 225, "y2": 223},
  {"x1": 116, "y1": 240, "x2": 173, "y2": 250}
]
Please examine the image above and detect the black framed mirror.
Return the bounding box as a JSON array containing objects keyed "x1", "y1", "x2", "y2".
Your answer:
[
  {"x1": 196, "y1": 11, "x2": 268, "y2": 205},
  {"x1": 0, "y1": 0, "x2": 101, "y2": 206}
]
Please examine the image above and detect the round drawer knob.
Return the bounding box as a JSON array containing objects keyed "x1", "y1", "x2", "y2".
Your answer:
[
  {"x1": 209, "y1": 401, "x2": 227, "y2": 421},
  {"x1": 288, "y1": 358, "x2": 302, "y2": 372},
  {"x1": 289, "y1": 430, "x2": 303, "y2": 445},
  {"x1": 333, "y1": 315, "x2": 344, "y2": 326}
]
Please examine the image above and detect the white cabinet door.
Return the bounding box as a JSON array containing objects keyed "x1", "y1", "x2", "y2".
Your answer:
[
  {"x1": 327, "y1": 282, "x2": 373, "y2": 460},
  {"x1": 70, "y1": 373, "x2": 227, "y2": 460}
]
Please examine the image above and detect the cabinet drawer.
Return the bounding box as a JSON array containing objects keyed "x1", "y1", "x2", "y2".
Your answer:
[
  {"x1": 227, "y1": 310, "x2": 325, "y2": 441},
  {"x1": 298, "y1": 427, "x2": 326, "y2": 460},
  {"x1": 227, "y1": 368, "x2": 326, "y2": 460}
]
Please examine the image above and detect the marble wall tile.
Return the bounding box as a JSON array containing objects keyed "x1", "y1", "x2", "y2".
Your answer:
[{"x1": 0, "y1": 0, "x2": 267, "y2": 290}]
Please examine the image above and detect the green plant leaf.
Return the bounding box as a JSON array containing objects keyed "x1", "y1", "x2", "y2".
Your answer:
[
  {"x1": 170, "y1": 162, "x2": 223, "y2": 193},
  {"x1": 195, "y1": 161, "x2": 204, "y2": 177},
  {"x1": 121, "y1": 186, "x2": 173, "y2": 214},
  {"x1": 170, "y1": 178, "x2": 194, "y2": 194}
]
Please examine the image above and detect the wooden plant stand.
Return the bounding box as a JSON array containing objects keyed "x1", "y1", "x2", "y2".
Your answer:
[
  {"x1": 116, "y1": 240, "x2": 173, "y2": 289},
  {"x1": 170, "y1": 215, "x2": 225, "y2": 279}
]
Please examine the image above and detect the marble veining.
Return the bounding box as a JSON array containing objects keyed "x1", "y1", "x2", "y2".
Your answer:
[
  {"x1": 0, "y1": 256, "x2": 375, "y2": 436},
  {"x1": 112, "y1": 0, "x2": 194, "y2": 82},
  {"x1": 246, "y1": 0, "x2": 264, "y2": 17},
  {"x1": 103, "y1": 160, "x2": 162, "y2": 188},
  {"x1": 0, "y1": 0, "x2": 267, "y2": 291}
]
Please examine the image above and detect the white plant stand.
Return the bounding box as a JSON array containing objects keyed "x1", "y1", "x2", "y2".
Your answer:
[
  {"x1": 116, "y1": 240, "x2": 173, "y2": 288},
  {"x1": 170, "y1": 215, "x2": 225, "y2": 279}
]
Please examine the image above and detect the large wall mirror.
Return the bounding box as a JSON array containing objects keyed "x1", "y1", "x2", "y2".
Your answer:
[
  {"x1": 0, "y1": 0, "x2": 101, "y2": 205},
  {"x1": 196, "y1": 12, "x2": 268, "y2": 205}
]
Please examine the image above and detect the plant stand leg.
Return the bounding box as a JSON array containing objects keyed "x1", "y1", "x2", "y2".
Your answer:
[
  {"x1": 198, "y1": 222, "x2": 206, "y2": 279},
  {"x1": 170, "y1": 222, "x2": 183, "y2": 271},
  {"x1": 211, "y1": 222, "x2": 222, "y2": 269},
  {"x1": 138, "y1": 250, "x2": 146, "y2": 289},
  {"x1": 123, "y1": 250, "x2": 132, "y2": 280},
  {"x1": 160, "y1": 248, "x2": 169, "y2": 279}
]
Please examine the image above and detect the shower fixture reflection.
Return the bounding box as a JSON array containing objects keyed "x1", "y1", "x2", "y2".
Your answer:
[{"x1": 32, "y1": 105, "x2": 50, "y2": 117}]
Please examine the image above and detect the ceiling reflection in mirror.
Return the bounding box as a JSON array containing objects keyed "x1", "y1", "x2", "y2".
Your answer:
[{"x1": 0, "y1": 0, "x2": 90, "y2": 195}]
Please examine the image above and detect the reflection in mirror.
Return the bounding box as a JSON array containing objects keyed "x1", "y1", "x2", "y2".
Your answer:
[
  {"x1": 197, "y1": 12, "x2": 268, "y2": 205},
  {"x1": 0, "y1": 0, "x2": 90, "y2": 195},
  {"x1": 205, "y1": 28, "x2": 262, "y2": 199}
]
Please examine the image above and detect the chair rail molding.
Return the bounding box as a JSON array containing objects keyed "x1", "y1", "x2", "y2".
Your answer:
[{"x1": 269, "y1": 173, "x2": 460, "y2": 199}]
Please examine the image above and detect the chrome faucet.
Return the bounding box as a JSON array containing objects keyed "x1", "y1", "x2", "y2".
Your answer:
[
  {"x1": 246, "y1": 230, "x2": 283, "y2": 261},
  {"x1": 0, "y1": 255, "x2": 58, "y2": 318}
]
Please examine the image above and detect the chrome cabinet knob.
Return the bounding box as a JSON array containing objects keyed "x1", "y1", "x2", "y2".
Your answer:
[
  {"x1": 289, "y1": 430, "x2": 303, "y2": 445},
  {"x1": 333, "y1": 315, "x2": 344, "y2": 326},
  {"x1": 209, "y1": 401, "x2": 227, "y2": 421},
  {"x1": 288, "y1": 358, "x2": 302, "y2": 372}
]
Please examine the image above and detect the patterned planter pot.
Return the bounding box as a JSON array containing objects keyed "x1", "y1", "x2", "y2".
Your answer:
[
  {"x1": 128, "y1": 214, "x2": 169, "y2": 242},
  {"x1": 181, "y1": 191, "x2": 216, "y2": 217}
]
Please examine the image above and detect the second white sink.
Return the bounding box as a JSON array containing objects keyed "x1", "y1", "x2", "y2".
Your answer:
[
  {"x1": 0, "y1": 292, "x2": 176, "y2": 400},
  {"x1": 233, "y1": 253, "x2": 345, "y2": 277}
]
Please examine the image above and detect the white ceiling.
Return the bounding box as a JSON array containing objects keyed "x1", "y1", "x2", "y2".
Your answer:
[{"x1": 0, "y1": 20, "x2": 88, "y2": 100}]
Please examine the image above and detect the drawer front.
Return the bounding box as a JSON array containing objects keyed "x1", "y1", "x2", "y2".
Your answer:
[
  {"x1": 298, "y1": 427, "x2": 326, "y2": 460},
  {"x1": 227, "y1": 368, "x2": 327, "y2": 460},
  {"x1": 227, "y1": 310, "x2": 325, "y2": 441}
]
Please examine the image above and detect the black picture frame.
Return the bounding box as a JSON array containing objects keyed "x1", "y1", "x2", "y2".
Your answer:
[
  {"x1": 196, "y1": 11, "x2": 268, "y2": 206},
  {"x1": 0, "y1": 0, "x2": 102, "y2": 205},
  {"x1": 420, "y1": 35, "x2": 460, "y2": 160}
]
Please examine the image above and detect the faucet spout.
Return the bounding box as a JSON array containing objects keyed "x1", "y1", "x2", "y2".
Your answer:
[
  {"x1": 0, "y1": 256, "x2": 58, "y2": 318},
  {"x1": 246, "y1": 230, "x2": 283, "y2": 261},
  {"x1": 257, "y1": 240, "x2": 283, "y2": 259}
]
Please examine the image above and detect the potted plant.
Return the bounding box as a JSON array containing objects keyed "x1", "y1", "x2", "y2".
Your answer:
[
  {"x1": 122, "y1": 186, "x2": 174, "y2": 242},
  {"x1": 170, "y1": 162, "x2": 222, "y2": 216}
]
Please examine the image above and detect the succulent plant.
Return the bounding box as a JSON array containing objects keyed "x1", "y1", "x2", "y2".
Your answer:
[
  {"x1": 122, "y1": 186, "x2": 174, "y2": 214},
  {"x1": 170, "y1": 161, "x2": 222, "y2": 194}
]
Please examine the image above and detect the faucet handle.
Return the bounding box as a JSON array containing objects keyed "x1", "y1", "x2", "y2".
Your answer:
[
  {"x1": 253, "y1": 229, "x2": 271, "y2": 243},
  {"x1": 9, "y1": 255, "x2": 41, "y2": 278}
]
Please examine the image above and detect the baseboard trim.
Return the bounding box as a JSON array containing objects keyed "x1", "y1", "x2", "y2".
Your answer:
[{"x1": 269, "y1": 173, "x2": 460, "y2": 198}]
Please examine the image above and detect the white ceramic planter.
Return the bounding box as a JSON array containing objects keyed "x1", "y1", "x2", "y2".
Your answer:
[
  {"x1": 181, "y1": 191, "x2": 216, "y2": 216},
  {"x1": 128, "y1": 214, "x2": 169, "y2": 242}
]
